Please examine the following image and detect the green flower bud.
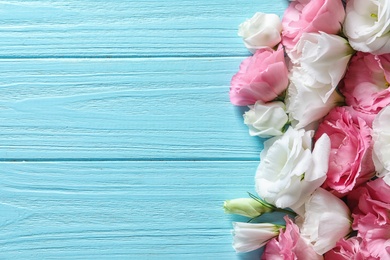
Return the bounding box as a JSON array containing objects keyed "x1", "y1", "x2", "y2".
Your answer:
[{"x1": 224, "y1": 197, "x2": 273, "y2": 218}]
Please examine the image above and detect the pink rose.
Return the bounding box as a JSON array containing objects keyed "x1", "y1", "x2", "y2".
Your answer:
[
  {"x1": 229, "y1": 47, "x2": 288, "y2": 106},
  {"x1": 340, "y1": 52, "x2": 390, "y2": 118},
  {"x1": 281, "y1": 0, "x2": 345, "y2": 51},
  {"x1": 324, "y1": 237, "x2": 379, "y2": 260},
  {"x1": 347, "y1": 178, "x2": 390, "y2": 259},
  {"x1": 262, "y1": 216, "x2": 322, "y2": 260},
  {"x1": 314, "y1": 107, "x2": 375, "y2": 196}
]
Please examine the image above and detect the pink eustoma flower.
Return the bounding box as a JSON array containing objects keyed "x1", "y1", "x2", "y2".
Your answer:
[
  {"x1": 229, "y1": 47, "x2": 288, "y2": 106},
  {"x1": 347, "y1": 178, "x2": 390, "y2": 259},
  {"x1": 314, "y1": 107, "x2": 375, "y2": 196},
  {"x1": 262, "y1": 216, "x2": 322, "y2": 260},
  {"x1": 324, "y1": 237, "x2": 379, "y2": 260},
  {"x1": 348, "y1": 178, "x2": 390, "y2": 228},
  {"x1": 340, "y1": 52, "x2": 390, "y2": 125},
  {"x1": 354, "y1": 214, "x2": 390, "y2": 259},
  {"x1": 281, "y1": 0, "x2": 345, "y2": 51}
]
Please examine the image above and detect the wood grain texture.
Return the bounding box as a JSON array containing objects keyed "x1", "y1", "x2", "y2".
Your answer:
[
  {"x1": 0, "y1": 0, "x2": 289, "y2": 259},
  {"x1": 0, "y1": 57, "x2": 264, "y2": 160},
  {"x1": 0, "y1": 0, "x2": 287, "y2": 58},
  {"x1": 0, "y1": 161, "x2": 258, "y2": 259}
]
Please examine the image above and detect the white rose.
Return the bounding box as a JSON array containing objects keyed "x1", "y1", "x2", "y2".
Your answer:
[
  {"x1": 232, "y1": 222, "x2": 281, "y2": 252},
  {"x1": 255, "y1": 127, "x2": 330, "y2": 212},
  {"x1": 243, "y1": 101, "x2": 288, "y2": 138},
  {"x1": 296, "y1": 188, "x2": 351, "y2": 255},
  {"x1": 344, "y1": 0, "x2": 390, "y2": 55},
  {"x1": 372, "y1": 106, "x2": 390, "y2": 185},
  {"x1": 238, "y1": 12, "x2": 282, "y2": 53},
  {"x1": 289, "y1": 32, "x2": 353, "y2": 100}
]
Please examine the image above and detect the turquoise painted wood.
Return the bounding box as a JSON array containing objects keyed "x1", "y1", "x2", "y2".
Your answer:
[
  {"x1": 1, "y1": 161, "x2": 259, "y2": 259},
  {"x1": 0, "y1": 0, "x2": 288, "y2": 259}
]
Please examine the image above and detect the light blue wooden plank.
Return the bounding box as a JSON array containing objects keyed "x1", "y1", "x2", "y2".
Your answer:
[
  {"x1": 0, "y1": 0, "x2": 288, "y2": 58},
  {"x1": 0, "y1": 1, "x2": 290, "y2": 259},
  {"x1": 0, "y1": 57, "x2": 263, "y2": 159},
  {"x1": 0, "y1": 161, "x2": 258, "y2": 259}
]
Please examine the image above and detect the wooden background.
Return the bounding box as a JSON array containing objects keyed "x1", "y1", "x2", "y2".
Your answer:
[{"x1": 0, "y1": 1, "x2": 287, "y2": 259}]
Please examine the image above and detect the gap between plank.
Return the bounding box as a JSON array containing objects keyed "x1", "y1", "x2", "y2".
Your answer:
[
  {"x1": 0, "y1": 158, "x2": 259, "y2": 162},
  {"x1": 0, "y1": 54, "x2": 249, "y2": 60}
]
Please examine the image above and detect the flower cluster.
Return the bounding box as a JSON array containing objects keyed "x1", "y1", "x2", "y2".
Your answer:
[{"x1": 225, "y1": 0, "x2": 390, "y2": 258}]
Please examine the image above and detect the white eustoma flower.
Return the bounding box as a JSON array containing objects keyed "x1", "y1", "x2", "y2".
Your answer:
[
  {"x1": 286, "y1": 67, "x2": 344, "y2": 129},
  {"x1": 238, "y1": 12, "x2": 282, "y2": 53},
  {"x1": 255, "y1": 127, "x2": 330, "y2": 212},
  {"x1": 232, "y1": 222, "x2": 282, "y2": 252},
  {"x1": 296, "y1": 188, "x2": 351, "y2": 255},
  {"x1": 289, "y1": 32, "x2": 353, "y2": 100},
  {"x1": 243, "y1": 101, "x2": 288, "y2": 138},
  {"x1": 344, "y1": 0, "x2": 390, "y2": 55},
  {"x1": 372, "y1": 106, "x2": 390, "y2": 185}
]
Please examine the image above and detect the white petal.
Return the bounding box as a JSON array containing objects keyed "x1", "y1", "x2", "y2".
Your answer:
[{"x1": 232, "y1": 222, "x2": 280, "y2": 252}]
